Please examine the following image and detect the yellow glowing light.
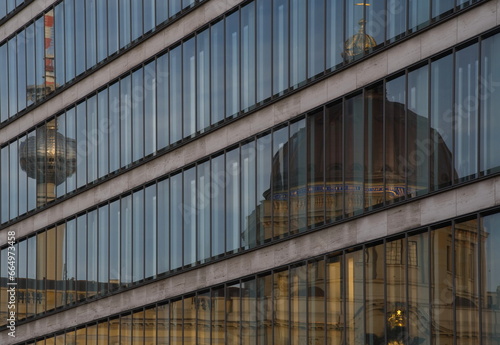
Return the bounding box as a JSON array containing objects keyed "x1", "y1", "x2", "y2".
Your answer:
[{"x1": 355, "y1": 2, "x2": 371, "y2": 5}]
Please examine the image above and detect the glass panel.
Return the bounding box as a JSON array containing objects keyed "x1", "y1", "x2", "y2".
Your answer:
[
  {"x1": 55, "y1": 114, "x2": 66, "y2": 198},
  {"x1": 108, "y1": 0, "x2": 119, "y2": 55},
  {"x1": 308, "y1": 0, "x2": 325, "y2": 78},
  {"x1": 88, "y1": 324, "x2": 98, "y2": 345},
  {"x1": 226, "y1": 12, "x2": 240, "y2": 118},
  {"x1": 197, "y1": 291, "x2": 211, "y2": 345},
  {"x1": 66, "y1": 330, "x2": 76, "y2": 345},
  {"x1": 197, "y1": 29, "x2": 210, "y2": 131},
  {"x1": 171, "y1": 173, "x2": 183, "y2": 270},
  {"x1": 431, "y1": 55, "x2": 454, "y2": 190},
  {"x1": 144, "y1": 60, "x2": 157, "y2": 156},
  {"x1": 9, "y1": 142, "x2": 17, "y2": 219},
  {"x1": 17, "y1": 30, "x2": 26, "y2": 112},
  {"x1": 86, "y1": 0, "x2": 97, "y2": 68},
  {"x1": 17, "y1": 240, "x2": 27, "y2": 320},
  {"x1": 433, "y1": 0, "x2": 454, "y2": 19},
  {"x1": 158, "y1": 303, "x2": 169, "y2": 343},
  {"x1": 212, "y1": 287, "x2": 225, "y2": 345},
  {"x1": 98, "y1": 321, "x2": 108, "y2": 345},
  {"x1": 56, "y1": 224, "x2": 66, "y2": 308},
  {"x1": 145, "y1": 184, "x2": 157, "y2": 279},
  {"x1": 77, "y1": 328, "x2": 87, "y2": 345},
  {"x1": 53, "y1": 4, "x2": 65, "y2": 90},
  {"x1": 37, "y1": 232, "x2": 47, "y2": 314},
  {"x1": 132, "y1": 68, "x2": 144, "y2": 162},
  {"x1": 212, "y1": 155, "x2": 225, "y2": 257},
  {"x1": 170, "y1": 0, "x2": 181, "y2": 17},
  {"x1": 121, "y1": 75, "x2": 132, "y2": 168},
  {"x1": 308, "y1": 259, "x2": 326, "y2": 345},
  {"x1": 145, "y1": 307, "x2": 157, "y2": 345},
  {"x1": 327, "y1": 255, "x2": 343, "y2": 345},
  {"x1": 97, "y1": 0, "x2": 108, "y2": 63},
  {"x1": 87, "y1": 95, "x2": 98, "y2": 183},
  {"x1": 158, "y1": 178, "x2": 170, "y2": 274},
  {"x1": 345, "y1": 94, "x2": 364, "y2": 216},
  {"x1": 76, "y1": 102, "x2": 87, "y2": 189},
  {"x1": 211, "y1": 20, "x2": 225, "y2": 124},
  {"x1": 257, "y1": 274, "x2": 272, "y2": 345},
  {"x1": 184, "y1": 167, "x2": 196, "y2": 266},
  {"x1": 365, "y1": 84, "x2": 384, "y2": 210},
  {"x1": 385, "y1": 75, "x2": 406, "y2": 203},
  {"x1": 241, "y1": 142, "x2": 256, "y2": 250},
  {"x1": 431, "y1": 225, "x2": 453, "y2": 345},
  {"x1": 387, "y1": 0, "x2": 406, "y2": 41},
  {"x1": 226, "y1": 147, "x2": 240, "y2": 253},
  {"x1": 170, "y1": 46, "x2": 182, "y2": 143},
  {"x1": 171, "y1": 299, "x2": 183, "y2": 344},
  {"x1": 121, "y1": 195, "x2": 132, "y2": 287},
  {"x1": 290, "y1": 265, "x2": 306, "y2": 345},
  {"x1": 386, "y1": 238, "x2": 406, "y2": 345},
  {"x1": 144, "y1": 0, "x2": 155, "y2": 33},
  {"x1": 133, "y1": 190, "x2": 145, "y2": 283},
  {"x1": 409, "y1": 0, "x2": 429, "y2": 31},
  {"x1": 226, "y1": 283, "x2": 240, "y2": 343},
  {"x1": 455, "y1": 219, "x2": 479, "y2": 345},
  {"x1": 131, "y1": 0, "x2": 143, "y2": 41},
  {"x1": 27, "y1": 130, "x2": 37, "y2": 211},
  {"x1": 197, "y1": 161, "x2": 211, "y2": 263},
  {"x1": 366, "y1": 0, "x2": 385, "y2": 48},
  {"x1": 75, "y1": 0, "x2": 86, "y2": 76},
  {"x1": 120, "y1": 0, "x2": 131, "y2": 49},
  {"x1": 346, "y1": 249, "x2": 364, "y2": 345},
  {"x1": 326, "y1": 0, "x2": 343, "y2": 70},
  {"x1": 121, "y1": 314, "x2": 132, "y2": 345},
  {"x1": 98, "y1": 205, "x2": 109, "y2": 296},
  {"x1": 27, "y1": 236, "x2": 37, "y2": 316},
  {"x1": 289, "y1": 119, "x2": 307, "y2": 233},
  {"x1": 0, "y1": 44, "x2": 8, "y2": 121},
  {"x1": 46, "y1": 228, "x2": 56, "y2": 312},
  {"x1": 256, "y1": 133, "x2": 272, "y2": 244},
  {"x1": 66, "y1": 220, "x2": 77, "y2": 304},
  {"x1": 184, "y1": 37, "x2": 196, "y2": 137},
  {"x1": 408, "y1": 65, "x2": 429, "y2": 197},
  {"x1": 109, "y1": 200, "x2": 121, "y2": 291},
  {"x1": 156, "y1": 0, "x2": 168, "y2": 25},
  {"x1": 0, "y1": 249, "x2": 8, "y2": 326},
  {"x1": 455, "y1": 44, "x2": 479, "y2": 182},
  {"x1": 273, "y1": 0, "x2": 289, "y2": 95},
  {"x1": 256, "y1": 0, "x2": 272, "y2": 103},
  {"x1": 365, "y1": 244, "x2": 385, "y2": 344},
  {"x1": 8, "y1": 37, "x2": 17, "y2": 118},
  {"x1": 36, "y1": 125, "x2": 47, "y2": 206},
  {"x1": 97, "y1": 89, "x2": 109, "y2": 179},
  {"x1": 481, "y1": 34, "x2": 500, "y2": 174},
  {"x1": 481, "y1": 213, "x2": 500, "y2": 345},
  {"x1": 27, "y1": 23, "x2": 37, "y2": 104},
  {"x1": 133, "y1": 310, "x2": 145, "y2": 344},
  {"x1": 157, "y1": 53, "x2": 169, "y2": 149},
  {"x1": 110, "y1": 317, "x2": 120, "y2": 344},
  {"x1": 109, "y1": 82, "x2": 120, "y2": 172},
  {"x1": 35, "y1": 16, "x2": 45, "y2": 98},
  {"x1": 272, "y1": 126, "x2": 289, "y2": 238},
  {"x1": 1, "y1": 146, "x2": 9, "y2": 223},
  {"x1": 241, "y1": 279, "x2": 257, "y2": 345},
  {"x1": 185, "y1": 295, "x2": 197, "y2": 345},
  {"x1": 241, "y1": 3, "x2": 255, "y2": 111},
  {"x1": 76, "y1": 215, "x2": 87, "y2": 302},
  {"x1": 64, "y1": 0, "x2": 75, "y2": 82}
]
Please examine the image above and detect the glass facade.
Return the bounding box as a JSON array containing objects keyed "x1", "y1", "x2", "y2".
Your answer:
[
  {"x1": 0, "y1": 0, "x2": 485, "y2": 126},
  {"x1": 3, "y1": 28, "x2": 500, "y2": 225},
  {"x1": 7, "y1": 210, "x2": 500, "y2": 345},
  {"x1": 0, "y1": 0, "x2": 27, "y2": 23},
  {"x1": 0, "y1": 0, "x2": 207, "y2": 124},
  {"x1": 4, "y1": 29, "x2": 500, "y2": 322}
]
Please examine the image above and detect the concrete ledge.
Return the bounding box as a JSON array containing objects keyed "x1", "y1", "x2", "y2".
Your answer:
[{"x1": 3, "y1": 176, "x2": 500, "y2": 343}]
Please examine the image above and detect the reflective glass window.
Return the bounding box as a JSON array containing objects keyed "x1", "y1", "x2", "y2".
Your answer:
[
  {"x1": 170, "y1": 46, "x2": 182, "y2": 143},
  {"x1": 212, "y1": 287, "x2": 225, "y2": 345},
  {"x1": 145, "y1": 184, "x2": 157, "y2": 279},
  {"x1": 256, "y1": 133, "x2": 272, "y2": 244},
  {"x1": 226, "y1": 12, "x2": 240, "y2": 118},
  {"x1": 121, "y1": 76, "x2": 133, "y2": 168},
  {"x1": 308, "y1": 110, "x2": 325, "y2": 227},
  {"x1": 365, "y1": 244, "x2": 385, "y2": 342},
  {"x1": 120, "y1": 0, "x2": 131, "y2": 49},
  {"x1": 431, "y1": 55, "x2": 454, "y2": 190},
  {"x1": 273, "y1": 0, "x2": 289, "y2": 95},
  {"x1": 76, "y1": 102, "x2": 87, "y2": 189},
  {"x1": 132, "y1": 0, "x2": 143, "y2": 41},
  {"x1": 0, "y1": 44, "x2": 8, "y2": 121},
  {"x1": 433, "y1": 0, "x2": 454, "y2": 19},
  {"x1": 197, "y1": 291, "x2": 211, "y2": 345},
  {"x1": 211, "y1": 155, "x2": 225, "y2": 257},
  {"x1": 110, "y1": 317, "x2": 120, "y2": 344},
  {"x1": 257, "y1": 274, "x2": 272, "y2": 344},
  {"x1": 184, "y1": 37, "x2": 196, "y2": 137},
  {"x1": 96, "y1": 0, "x2": 108, "y2": 63},
  {"x1": 109, "y1": 82, "x2": 120, "y2": 172},
  {"x1": 241, "y1": 142, "x2": 256, "y2": 249},
  {"x1": 17, "y1": 240, "x2": 27, "y2": 320},
  {"x1": 8, "y1": 37, "x2": 17, "y2": 118},
  {"x1": 241, "y1": 3, "x2": 256, "y2": 111},
  {"x1": 455, "y1": 44, "x2": 479, "y2": 182},
  {"x1": 170, "y1": 0, "x2": 182, "y2": 17},
  {"x1": 184, "y1": 167, "x2": 197, "y2": 266},
  {"x1": 27, "y1": 236, "x2": 36, "y2": 316},
  {"x1": 326, "y1": 0, "x2": 343, "y2": 70},
  {"x1": 97, "y1": 89, "x2": 109, "y2": 179},
  {"x1": 98, "y1": 205, "x2": 109, "y2": 296},
  {"x1": 144, "y1": 60, "x2": 157, "y2": 156},
  {"x1": 158, "y1": 303, "x2": 169, "y2": 342},
  {"x1": 121, "y1": 195, "x2": 133, "y2": 287},
  {"x1": 56, "y1": 224, "x2": 66, "y2": 308},
  {"x1": 387, "y1": 0, "x2": 406, "y2": 41},
  {"x1": 256, "y1": 0, "x2": 272, "y2": 103},
  {"x1": 87, "y1": 96, "x2": 98, "y2": 183},
  {"x1": 86, "y1": 0, "x2": 97, "y2": 69},
  {"x1": 36, "y1": 125, "x2": 47, "y2": 206},
  {"x1": 158, "y1": 178, "x2": 170, "y2": 274},
  {"x1": 36, "y1": 232, "x2": 47, "y2": 314},
  {"x1": 108, "y1": 0, "x2": 119, "y2": 55},
  {"x1": 66, "y1": 219, "x2": 77, "y2": 304},
  {"x1": 157, "y1": 53, "x2": 170, "y2": 150},
  {"x1": 226, "y1": 147, "x2": 240, "y2": 253},
  {"x1": 226, "y1": 283, "x2": 240, "y2": 343},
  {"x1": 386, "y1": 238, "x2": 406, "y2": 344},
  {"x1": 109, "y1": 200, "x2": 121, "y2": 291},
  {"x1": 55, "y1": 114, "x2": 66, "y2": 198},
  {"x1": 46, "y1": 228, "x2": 56, "y2": 312},
  {"x1": 346, "y1": 249, "x2": 364, "y2": 345},
  {"x1": 121, "y1": 313, "x2": 132, "y2": 345},
  {"x1": 9, "y1": 139, "x2": 18, "y2": 221},
  {"x1": 275, "y1": 269, "x2": 291, "y2": 344},
  {"x1": 27, "y1": 130, "x2": 37, "y2": 211},
  {"x1": 211, "y1": 21, "x2": 225, "y2": 124},
  {"x1": 88, "y1": 210, "x2": 98, "y2": 298},
  {"x1": 171, "y1": 173, "x2": 183, "y2": 270},
  {"x1": 197, "y1": 160, "x2": 211, "y2": 263},
  {"x1": 272, "y1": 126, "x2": 289, "y2": 237},
  {"x1": 133, "y1": 190, "x2": 145, "y2": 283},
  {"x1": 308, "y1": 259, "x2": 325, "y2": 345},
  {"x1": 144, "y1": 0, "x2": 155, "y2": 33},
  {"x1": 17, "y1": 30, "x2": 27, "y2": 112},
  {"x1": 308, "y1": 0, "x2": 325, "y2": 78},
  {"x1": 290, "y1": 0, "x2": 306, "y2": 88},
  {"x1": 481, "y1": 34, "x2": 500, "y2": 174},
  {"x1": 88, "y1": 324, "x2": 98, "y2": 345},
  {"x1": 75, "y1": 0, "x2": 86, "y2": 76},
  {"x1": 132, "y1": 68, "x2": 145, "y2": 162},
  {"x1": 54, "y1": 5, "x2": 64, "y2": 89},
  {"x1": 145, "y1": 306, "x2": 157, "y2": 345},
  {"x1": 1, "y1": 147, "x2": 10, "y2": 222},
  {"x1": 409, "y1": 0, "x2": 430, "y2": 31},
  {"x1": 326, "y1": 255, "x2": 343, "y2": 345},
  {"x1": 76, "y1": 215, "x2": 87, "y2": 301},
  {"x1": 197, "y1": 29, "x2": 210, "y2": 131},
  {"x1": 171, "y1": 299, "x2": 183, "y2": 343},
  {"x1": 65, "y1": 0, "x2": 75, "y2": 82},
  {"x1": 289, "y1": 119, "x2": 307, "y2": 234}
]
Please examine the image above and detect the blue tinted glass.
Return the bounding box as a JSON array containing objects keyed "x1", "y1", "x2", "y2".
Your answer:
[
  {"x1": 144, "y1": 61, "x2": 157, "y2": 156},
  {"x1": 308, "y1": 0, "x2": 325, "y2": 78},
  {"x1": 133, "y1": 190, "x2": 144, "y2": 282},
  {"x1": 211, "y1": 154, "x2": 225, "y2": 256},
  {"x1": 144, "y1": 0, "x2": 155, "y2": 33},
  {"x1": 226, "y1": 12, "x2": 240, "y2": 118},
  {"x1": 87, "y1": 96, "x2": 98, "y2": 183},
  {"x1": 8, "y1": 38, "x2": 17, "y2": 117},
  {"x1": 170, "y1": 46, "x2": 182, "y2": 143},
  {"x1": 226, "y1": 147, "x2": 240, "y2": 253},
  {"x1": 241, "y1": 3, "x2": 256, "y2": 111},
  {"x1": 273, "y1": 0, "x2": 289, "y2": 95},
  {"x1": 121, "y1": 195, "x2": 132, "y2": 286},
  {"x1": 171, "y1": 173, "x2": 183, "y2": 269},
  {"x1": 157, "y1": 53, "x2": 169, "y2": 149},
  {"x1": 156, "y1": 0, "x2": 168, "y2": 25},
  {"x1": 183, "y1": 167, "x2": 196, "y2": 266},
  {"x1": 145, "y1": 185, "x2": 157, "y2": 278},
  {"x1": 132, "y1": 68, "x2": 144, "y2": 161},
  {"x1": 97, "y1": 0, "x2": 108, "y2": 62},
  {"x1": 183, "y1": 38, "x2": 196, "y2": 137},
  {"x1": 291, "y1": 0, "x2": 306, "y2": 87},
  {"x1": 158, "y1": 178, "x2": 170, "y2": 274},
  {"x1": 75, "y1": 0, "x2": 86, "y2": 76},
  {"x1": 109, "y1": 200, "x2": 120, "y2": 291},
  {"x1": 0, "y1": 44, "x2": 8, "y2": 121},
  {"x1": 197, "y1": 161, "x2": 211, "y2": 262},
  {"x1": 86, "y1": 0, "x2": 97, "y2": 68},
  {"x1": 132, "y1": 0, "x2": 144, "y2": 41},
  {"x1": 108, "y1": 0, "x2": 119, "y2": 55},
  {"x1": 109, "y1": 82, "x2": 120, "y2": 172},
  {"x1": 65, "y1": 0, "x2": 76, "y2": 82},
  {"x1": 211, "y1": 21, "x2": 225, "y2": 124},
  {"x1": 256, "y1": 0, "x2": 272, "y2": 102},
  {"x1": 76, "y1": 101, "x2": 87, "y2": 189},
  {"x1": 97, "y1": 89, "x2": 109, "y2": 178},
  {"x1": 1, "y1": 147, "x2": 9, "y2": 223},
  {"x1": 120, "y1": 0, "x2": 131, "y2": 49},
  {"x1": 121, "y1": 76, "x2": 132, "y2": 168},
  {"x1": 17, "y1": 30, "x2": 27, "y2": 111}
]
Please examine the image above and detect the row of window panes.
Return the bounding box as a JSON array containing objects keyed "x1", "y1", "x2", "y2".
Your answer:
[
  {"x1": 0, "y1": 0, "x2": 485, "y2": 125},
  {"x1": 0, "y1": 0, "x2": 26, "y2": 22},
  {"x1": 3, "y1": 30, "x2": 500, "y2": 322},
  {"x1": 0, "y1": 0, "x2": 203, "y2": 124},
  {"x1": 7, "y1": 211, "x2": 500, "y2": 345},
  {"x1": 3, "y1": 18, "x2": 500, "y2": 225}
]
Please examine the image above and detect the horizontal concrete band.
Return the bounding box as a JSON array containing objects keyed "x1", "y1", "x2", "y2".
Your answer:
[
  {"x1": 0, "y1": 0, "x2": 57, "y2": 42},
  {"x1": 3, "y1": 175, "x2": 500, "y2": 344},
  {"x1": 1, "y1": 0, "x2": 499, "y2": 244},
  {"x1": 0, "y1": 0, "x2": 243, "y2": 143}
]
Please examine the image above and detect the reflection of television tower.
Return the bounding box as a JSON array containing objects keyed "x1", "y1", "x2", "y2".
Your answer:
[{"x1": 27, "y1": 11, "x2": 56, "y2": 103}]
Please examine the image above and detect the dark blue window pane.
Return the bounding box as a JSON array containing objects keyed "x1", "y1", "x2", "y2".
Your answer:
[
  {"x1": 197, "y1": 29, "x2": 210, "y2": 132},
  {"x1": 109, "y1": 82, "x2": 120, "y2": 172},
  {"x1": 8, "y1": 37, "x2": 17, "y2": 117},
  {"x1": 241, "y1": 3, "x2": 256, "y2": 111},
  {"x1": 97, "y1": 89, "x2": 109, "y2": 178},
  {"x1": 226, "y1": 12, "x2": 240, "y2": 118},
  {"x1": 170, "y1": 46, "x2": 182, "y2": 143},
  {"x1": 75, "y1": 0, "x2": 86, "y2": 76},
  {"x1": 109, "y1": 200, "x2": 120, "y2": 291},
  {"x1": 132, "y1": 68, "x2": 144, "y2": 162},
  {"x1": 97, "y1": 0, "x2": 108, "y2": 62},
  {"x1": 183, "y1": 38, "x2": 196, "y2": 137},
  {"x1": 256, "y1": 0, "x2": 272, "y2": 102},
  {"x1": 308, "y1": 0, "x2": 325, "y2": 78},
  {"x1": 132, "y1": 0, "x2": 143, "y2": 41},
  {"x1": 157, "y1": 53, "x2": 169, "y2": 149},
  {"x1": 144, "y1": 0, "x2": 155, "y2": 33},
  {"x1": 121, "y1": 76, "x2": 132, "y2": 168},
  {"x1": 121, "y1": 195, "x2": 132, "y2": 286},
  {"x1": 17, "y1": 30, "x2": 27, "y2": 112},
  {"x1": 197, "y1": 161, "x2": 211, "y2": 262},
  {"x1": 145, "y1": 61, "x2": 157, "y2": 156},
  {"x1": 291, "y1": 0, "x2": 306, "y2": 87},
  {"x1": 211, "y1": 21, "x2": 225, "y2": 124},
  {"x1": 120, "y1": 0, "x2": 131, "y2": 49},
  {"x1": 76, "y1": 101, "x2": 87, "y2": 189},
  {"x1": 0, "y1": 44, "x2": 8, "y2": 121},
  {"x1": 273, "y1": 0, "x2": 289, "y2": 95},
  {"x1": 86, "y1": 0, "x2": 97, "y2": 68},
  {"x1": 108, "y1": 0, "x2": 119, "y2": 55},
  {"x1": 145, "y1": 185, "x2": 157, "y2": 278},
  {"x1": 226, "y1": 147, "x2": 240, "y2": 253}
]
